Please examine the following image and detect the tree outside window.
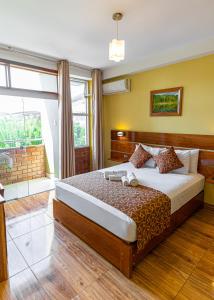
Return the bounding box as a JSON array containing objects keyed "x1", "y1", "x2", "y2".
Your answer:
[{"x1": 70, "y1": 79, "x2": 89, "y2": 147}]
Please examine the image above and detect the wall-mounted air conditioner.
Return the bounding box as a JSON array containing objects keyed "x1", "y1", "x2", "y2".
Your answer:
[{"x1": 103, "y1": 79, "x2": 131, "y2": 95}]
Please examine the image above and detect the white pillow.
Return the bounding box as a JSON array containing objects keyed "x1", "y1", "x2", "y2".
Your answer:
[
  {"x1": 135, "y1": 144, "x2": 164, "y2": 168},
  {"x1": 189, "y1": 149, "x2": 199, "y2": 174},
  {"x1": 171, "y1": 150, "x2": 191, "y2": 175}
]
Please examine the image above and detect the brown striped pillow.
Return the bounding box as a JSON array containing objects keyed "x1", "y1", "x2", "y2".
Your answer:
[
  {"x1": 129, "y1": 145, "x2": 152, "y2": 168},
  {"x1": 154, "y1": 147, "x2": 184, "y2": 174}
]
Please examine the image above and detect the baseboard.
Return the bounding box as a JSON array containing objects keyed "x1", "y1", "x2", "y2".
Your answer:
[{"x1": 204, "y1": 203, "x2": 214, "y2": 211}]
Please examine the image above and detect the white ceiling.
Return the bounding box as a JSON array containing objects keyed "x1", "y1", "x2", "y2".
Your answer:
[{"x1": 0, "y1": 0, "x2": 214, "y2": 77}]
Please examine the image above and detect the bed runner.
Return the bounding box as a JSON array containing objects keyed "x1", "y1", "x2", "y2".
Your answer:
[{"x1": 62, "y1": 171, "x2": 171, "y2": 252}]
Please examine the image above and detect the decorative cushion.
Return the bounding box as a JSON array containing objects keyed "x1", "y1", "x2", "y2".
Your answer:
[
  {"x1": 129, "y1": 145, "x2": 152, "y2": 168},
  {"x1": 135, "y1": 144, "x2": 163, "y2": 168},
  {"x1": 154, "y1": 147, "x2": 184, "y2": 174}
]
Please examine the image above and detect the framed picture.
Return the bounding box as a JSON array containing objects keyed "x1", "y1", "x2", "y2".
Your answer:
[{"x1": 150, "y1": 87, "x2": 183, "y2": 116}]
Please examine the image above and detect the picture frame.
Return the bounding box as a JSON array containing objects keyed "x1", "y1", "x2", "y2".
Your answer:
[{"x1": 150, "y1": 87, "x2": 183, "y2": 116}]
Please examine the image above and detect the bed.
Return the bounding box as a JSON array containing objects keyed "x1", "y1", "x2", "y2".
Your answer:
[{"x1": 53, "y1": 130, "x2": 214, "y2": 278}]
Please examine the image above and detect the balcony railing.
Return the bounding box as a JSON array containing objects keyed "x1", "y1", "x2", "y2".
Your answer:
[{"x1": 0, "y1": 138, "x2": 43, "y2": 151}]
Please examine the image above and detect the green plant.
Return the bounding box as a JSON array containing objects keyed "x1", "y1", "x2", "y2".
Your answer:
[
  {"x1": 73, "y1": 122, "x2": 86, "y2": 147},
  {"x1": 0, "y1": 111, "x2": 42, "y2": 149}
]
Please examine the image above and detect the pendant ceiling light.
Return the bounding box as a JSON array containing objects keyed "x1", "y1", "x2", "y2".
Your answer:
[{"x1": 109, "y1": 12, "x2": 125, "y2": 62}]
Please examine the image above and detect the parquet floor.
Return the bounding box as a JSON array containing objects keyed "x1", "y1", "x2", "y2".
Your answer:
[{"x1": 0, "y1": 191, "x2": 214, "y2": 299}]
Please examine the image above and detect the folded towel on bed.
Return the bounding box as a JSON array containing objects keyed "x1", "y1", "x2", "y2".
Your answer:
[
  {"x1": 109, "y1": 174, "x2": 123, "y2": 181},
  {"x1": 104, "y1": 170, "x2": 138, "y2": 187},
  {"x1": 104, "y1": 170, "x2": 127, "y2": 179}
]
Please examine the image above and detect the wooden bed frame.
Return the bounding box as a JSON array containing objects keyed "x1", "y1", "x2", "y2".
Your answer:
[{"x1": 53, "y1": 130, "x2": 214, "y2": 278}]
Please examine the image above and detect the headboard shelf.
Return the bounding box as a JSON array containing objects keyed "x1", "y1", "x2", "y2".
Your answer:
[{"x1": 110, "y1": 130, "x2": 214, "y2": 178}]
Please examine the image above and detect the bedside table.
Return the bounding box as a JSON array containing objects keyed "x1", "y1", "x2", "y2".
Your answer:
[{"x1": 204, "y1": 177, "x2": 214, "y2": 207}]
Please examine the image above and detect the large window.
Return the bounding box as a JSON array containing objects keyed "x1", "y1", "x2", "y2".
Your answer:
[
  {"x1": 0, "y1": 110, "x2": 42, "y2": 149},
  {"x1": 0, "y1": 61, "x2": 58, "y2": 95},
  {"x1": 10, "y1": 65, "x2": 57, "y2": 93},
  {"x1": 71, "y1": 79, "x2": 89, "y2": 147}
]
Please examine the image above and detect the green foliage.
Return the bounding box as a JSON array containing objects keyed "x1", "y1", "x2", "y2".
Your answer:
[
  {"x1": 0, "y1": 112, "x2": 42, "y2": 149},
  {"x1": 153, "y1": 94, "x2": 178, "y2": 113},
  {"x1": 73, "y1": 122, "x2": 86, "y2": 147}
]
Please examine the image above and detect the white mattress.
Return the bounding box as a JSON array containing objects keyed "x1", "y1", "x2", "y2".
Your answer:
[{"x1": 55, "y1": 163, "x2": 204, "y2": 243}]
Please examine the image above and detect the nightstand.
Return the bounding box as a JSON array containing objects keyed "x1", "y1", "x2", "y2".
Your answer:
[{"x1": 204, "y1": 177, "x2": 214, "y2": 207}]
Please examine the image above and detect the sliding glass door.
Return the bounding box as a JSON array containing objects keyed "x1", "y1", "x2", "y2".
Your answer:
[
  {"x1": 0, "y1": 96, "x2": 27, "y2": 199},
  {"x1": 0, "y1": 95, "x2": 58, "y2": 201}
]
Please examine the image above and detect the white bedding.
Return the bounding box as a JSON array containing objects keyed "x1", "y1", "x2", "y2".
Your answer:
[{"x1": 55, "y1": 163, "x2": 204, "y2": 243}]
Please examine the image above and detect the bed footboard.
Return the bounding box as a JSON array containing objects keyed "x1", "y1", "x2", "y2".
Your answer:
[
  {"x1": 53, "y1": 191, "x2": 204, "y2": 278},
  {"x1": 53, "y1": 199, "x2": 133, "y2": 278}
]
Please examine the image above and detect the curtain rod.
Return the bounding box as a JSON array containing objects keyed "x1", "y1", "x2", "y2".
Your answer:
[{"x1": 0, "y1": 44, "x2": 92, "y2": 71}]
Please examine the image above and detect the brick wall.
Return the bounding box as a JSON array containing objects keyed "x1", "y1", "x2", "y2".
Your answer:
[
  {"x1": 75, "y1": 147, "x2": 90, "y2": 175},
  {"x1": 0, "y1": 145, "x2": 91, "y2": 185},
  {"x1": 0, "y1": 145, "x2": 46, "y2": 185}
]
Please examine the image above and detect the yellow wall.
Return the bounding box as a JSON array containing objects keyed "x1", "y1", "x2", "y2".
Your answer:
[
  {"x1": 103, "y1": 54, "x2": 214, "y2": 166},
  {"x1": 205, "y1": 182, "x2": 214, "y2": 205}
]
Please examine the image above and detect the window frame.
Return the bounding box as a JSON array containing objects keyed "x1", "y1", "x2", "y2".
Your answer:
[
  {"x1": 71, "y1": 78, "x2": 89, "y2": 148},
  {"x1": 0, "y1": 62, "x2": 7, "y2": 88},
  {"x1": 0, "y1": 59, "x2": 58, "y2": 99}
]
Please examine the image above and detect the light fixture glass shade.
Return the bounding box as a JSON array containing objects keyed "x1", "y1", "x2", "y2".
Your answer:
[{"x1": 109, "y1": 39, "x2": 125, "y2": 62}]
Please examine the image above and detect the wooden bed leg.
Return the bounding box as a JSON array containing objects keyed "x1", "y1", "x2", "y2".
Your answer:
[{"x1": 120, "y1": 244, "x2": 133, "y2": 278}]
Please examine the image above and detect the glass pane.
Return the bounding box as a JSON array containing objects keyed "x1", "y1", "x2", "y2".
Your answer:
[
  {"x1": 0, "y1": 96, "x2": 28, "y2": 200},
  {"x1": 0, "y1": 95, "x2": 59, "y2": 200},
  {"x1": 10, "y1": 66, "x2": 57, "y2": 93},
  {"x1": 0, "y1": 64, "x2": 6, "y2": 87},
  {"x1": 71, "y1": 80, "x2": 87, "y2": 114},
  {"x1": 23, "y1": 98, "x2": 59, "y2": 179},
  {"x1": 73, "y1": 115, "x2": 87, "y2": 147},
  {"x1": 0, "y1": 96, "x2": 24, "y2": 149}
]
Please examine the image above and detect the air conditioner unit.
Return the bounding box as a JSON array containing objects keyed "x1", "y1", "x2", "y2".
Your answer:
[{"x1": 103, "y1": 79, "x2": 130, "y2": 95}]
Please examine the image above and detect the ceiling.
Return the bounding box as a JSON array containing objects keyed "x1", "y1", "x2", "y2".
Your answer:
[{"x1": 0, "y1": 0, "x2": 214, "y2": 76}]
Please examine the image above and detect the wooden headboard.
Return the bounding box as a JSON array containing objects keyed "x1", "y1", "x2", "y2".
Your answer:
[{"x1": 110, "y1": 130, "x2": 214, "y2": 178}]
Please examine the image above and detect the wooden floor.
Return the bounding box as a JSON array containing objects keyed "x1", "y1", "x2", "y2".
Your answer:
[{"x1": 1, "y1": 192, "x2": 214, "y2": 299}]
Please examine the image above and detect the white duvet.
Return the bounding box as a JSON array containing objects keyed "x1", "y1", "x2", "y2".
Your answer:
[{"x1": 55, "y1": 163, "x2": 204, "y2": 242}]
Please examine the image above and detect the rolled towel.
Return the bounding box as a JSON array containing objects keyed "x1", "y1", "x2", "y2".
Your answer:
[
  {"x1": 121, "y1": 176, "x2": 129, "y2": 186},
  {"x1": 104, "y1": 170, "x2": 127, "y2": 179},
  {"x1": 109, "y1": 175, "x2": 122, "y2": 181},
  {"x1": 127, "y1": 172, "x2": 139, "y2": 187}
]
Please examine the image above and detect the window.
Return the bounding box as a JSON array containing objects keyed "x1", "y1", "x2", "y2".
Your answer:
[
  {"x1": 10, "y1": 65, "x2": 57, "y2": 93},
  {"x1": 0, "y1": 110, "x2": 42, "y2": 149},
  {"x1": 0, "y1": 61, "x2": 58, "y2": 95},
  {"x1": 71, "y1": 79, "x2": 89, "y2": 147},
  {"x1": 0, "y1": 63, "x2": 6, "y2": 87}
]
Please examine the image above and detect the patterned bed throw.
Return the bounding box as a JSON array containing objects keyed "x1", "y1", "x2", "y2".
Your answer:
[{"x1": 62, "y1": 171, "x2": 171, "y2": 252}]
